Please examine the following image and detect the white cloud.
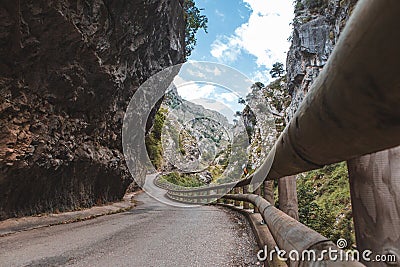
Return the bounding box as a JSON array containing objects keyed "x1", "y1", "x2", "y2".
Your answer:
[
  {"x1": 251, "y1": 69, "x2": 271, "y2": 85},
  {"x1": 174, "y1": 81, "x2": 243, "y2": 122},
  {"x1": 210, "y1": 0, "x2": 293, "y2": 70},
  {"x1": 177, "y1": 83, "x2": 215, "y2": 101},
  {"x1": 186, "y1": 68, "x2": 206, "y2": 79},
  {"x1": 217, "y1": 92, "x2": 238, "y2": 103},
  {"x1": 194, "y1": 64, "x2": 223, "y2": 76},
  {"x1": 213, "y1": 67, "x2": 222, "y2": 76},
  {"x1": 210, "y1": 37, "x2": 242, "y2": 63}
]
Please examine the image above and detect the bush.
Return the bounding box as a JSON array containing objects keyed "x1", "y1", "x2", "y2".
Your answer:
[
  {"x1": 297, "y1": 162, "x2": 355, "y2": 246},
  {"x1": 160, "y1": 172, "x2": 204, "y2": 187},
  {"x1": 295, "y1": 1, "x2": 305, "y2": 13},
  {"x1": 145, "y1": 108, "x2": 167, "y2": 169}
]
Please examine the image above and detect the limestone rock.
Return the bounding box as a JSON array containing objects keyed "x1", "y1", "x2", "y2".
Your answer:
[{"x1": 286, "y1": 0, "x2": 358, "y2": 121}]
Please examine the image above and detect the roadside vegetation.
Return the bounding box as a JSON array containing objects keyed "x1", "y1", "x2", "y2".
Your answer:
[
  {"x1": 159, "y1": 172, "x2": 205, "y2": 187},
  {"x1": 297, "y1": 162, "x2": 355, "y2": 246},
  {"x1": 145, "y1": 108, "x2": 167, "y2": 169}
]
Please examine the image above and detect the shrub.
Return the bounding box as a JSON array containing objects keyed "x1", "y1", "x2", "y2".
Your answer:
[
  {"x1": 160, "y1": 172, "x2": 204, "y2": 187},
  {"x1": 297, "y1": 162, "x2": 355, "y2": 246}
]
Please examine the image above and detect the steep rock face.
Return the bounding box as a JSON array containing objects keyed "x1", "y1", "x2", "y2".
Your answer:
[
  {"x1": 0, "y1": 0, "x2": 185, "y2": 219},
  {"x1": 286, "y1": 0, "x2": 358, "y2": 120},
  {"x1": 243, "y1": 85, "x2": 280, "y2": 170},
  {"x1": 160, "y1": 87, "x2": 231, "y2": 183},
  {"x1": 242, "y1": 79, "x2": 290, "y2": 171}
]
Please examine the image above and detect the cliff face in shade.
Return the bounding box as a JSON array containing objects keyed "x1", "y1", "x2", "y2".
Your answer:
[
  {"x1": 0, "y1": 0, "x2": 185, "y2": 220},
  {"x1": 286, "y1": 0, "x2": 358, "y2": 121}
]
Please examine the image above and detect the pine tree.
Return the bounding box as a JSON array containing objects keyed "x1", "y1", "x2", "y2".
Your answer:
[{"x1": 269, "y1": 62, "x2": 285, "y2": 78}]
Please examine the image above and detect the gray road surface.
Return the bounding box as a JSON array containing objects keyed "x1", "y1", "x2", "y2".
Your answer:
[{"x1": 0, "y1": 176, "x2": 259, "y2": 266}]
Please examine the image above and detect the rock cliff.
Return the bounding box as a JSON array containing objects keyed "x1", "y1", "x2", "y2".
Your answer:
[
  {"x1": 286, "y1": 0, "x2": 358, "y2": 120},
  {"x1": 0, "y1": 0, "x2": 185, "y2": 219},
  {"x1": 242, "y1": 82, "x2": 287, "y2": 171}
]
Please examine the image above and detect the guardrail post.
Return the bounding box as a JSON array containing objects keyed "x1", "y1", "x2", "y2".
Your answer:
[
  {"x1": 263, "y1": 180, "x2": 275, "y2": 205},
  {"x1": 254, "y1": 186, "x2": 261, "y2": 213},
  {"x1": 347, "y1": 147, "x2": 400, "y2": 266},
  {"x1": 234, "y1": 188, "x2": 240, "y2": 206},
  {"x1": 222, "y1": 189, "x2": 227, "y2": 204},
  {"x1": 278, "y1": 175, "x2": 299, "y2": 220},
  {"x1": 194, "y1": 192, "x2": 198, "y2": 204},
  {"x1": 217, "y1": 189, "x2": 223, "y2": 204},
  {"x1": 249, "y1": 184, "x2": 255, "y2": 211},
  {"x1": 242, "y1": 185, "x2": 250, "y2": 209},
  {"x1": 223, "y1": 190, "x2": 229, "y2": 204},
  {"x1": 228, "y1": 189, "x2": 234, "y2": 205}
]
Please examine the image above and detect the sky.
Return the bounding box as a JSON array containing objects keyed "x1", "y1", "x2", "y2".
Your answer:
[
  {"x1": 175, "y1": 0, "x2": 294, "y2": 122},
  {"x1": 188, "y1": 0, "x2": 294, "y2": 85},
  {"x1": 173, "y1": 61, "x2": 254, "y2": 121}
]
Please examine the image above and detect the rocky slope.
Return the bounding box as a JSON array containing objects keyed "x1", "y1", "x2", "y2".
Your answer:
[
  {"x1": 0, "y1": 0, "x2": 185, "y2": 219},
  {"x1": 243, "y1": 79, "x2": 290, "y2": 171},
  {"x1": 157, "y1": 86, "x2": 232, "y2": 184}
]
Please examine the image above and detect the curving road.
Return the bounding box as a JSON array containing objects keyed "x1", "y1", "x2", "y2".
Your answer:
[
  {"x1": 0, "y1": 175, "x2": 259, "y2": 266},
  {"x1": 142, "y1": 173, "x2": 198, "y2": 208}
]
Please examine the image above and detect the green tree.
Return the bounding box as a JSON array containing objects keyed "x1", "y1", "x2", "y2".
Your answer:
[
  {"x1": 269, "y1": 62, "x2": 285, "y2": 78},
  {"x1": 184, "y1": 0, "x2": 208, "y2": 58}
]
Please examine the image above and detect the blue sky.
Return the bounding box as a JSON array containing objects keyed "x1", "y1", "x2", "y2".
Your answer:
[
  {"x1": 188, "y1": 0, "x2": 294, "y2": 85},
  {"x1": 175, "y1": 0, "x2": 294, "y2": 122}
]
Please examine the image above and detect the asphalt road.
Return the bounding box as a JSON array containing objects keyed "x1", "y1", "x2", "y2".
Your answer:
[{"x1": 0, "y1": 175, "x2": 259, "y2": 266}]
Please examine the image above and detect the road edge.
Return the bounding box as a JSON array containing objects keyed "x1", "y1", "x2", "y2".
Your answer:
[{"x1": 0, "y1": 191, "x2": 142, "y2": 237}]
